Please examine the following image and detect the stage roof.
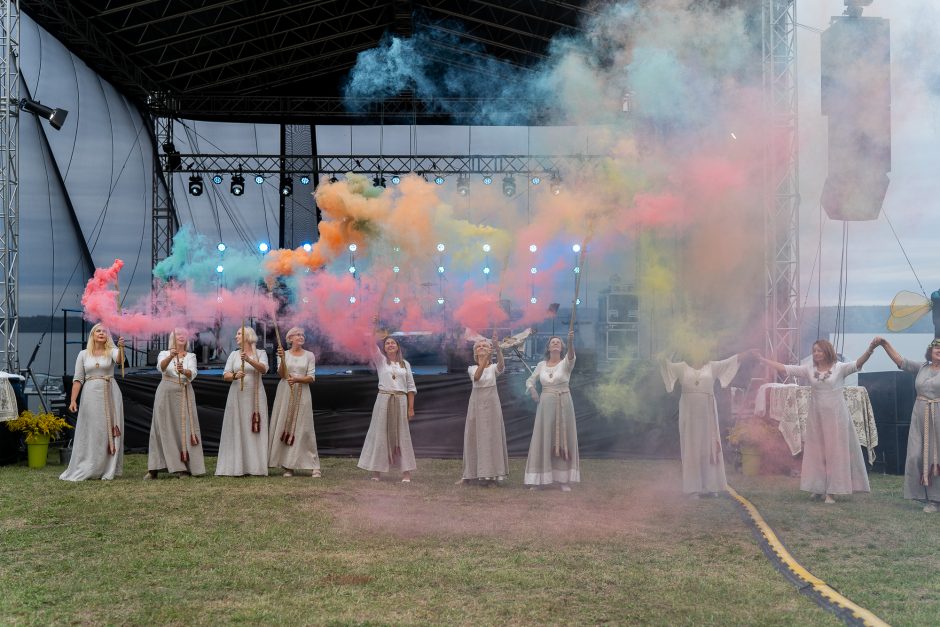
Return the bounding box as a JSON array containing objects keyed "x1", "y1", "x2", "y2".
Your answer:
[{"x1": 21, "y1": 0, "x2": 595, "y2": 123}]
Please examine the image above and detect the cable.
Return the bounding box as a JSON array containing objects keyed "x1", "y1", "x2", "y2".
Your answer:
[{"x1": 882, "y1": 208, "x2": 928, "y2": 298}]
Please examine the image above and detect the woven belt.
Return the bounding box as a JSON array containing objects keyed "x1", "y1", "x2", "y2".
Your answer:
[{"x1": 916, "y1": 395, "x2": 940, "y2": 486}]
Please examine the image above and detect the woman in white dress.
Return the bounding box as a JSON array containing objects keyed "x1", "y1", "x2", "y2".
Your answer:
[
  {"x1": 877, "y1": 337, "x2": 940, "y2": 513},
  {"x1": 146, "y1": 328, "x2": 204, "y2": 478},
  {"x1": 61, "y1": 324, "x2": 125, "y2": 481},
  {"x1": 358, "y1": 335, "x2": 417, "y2": 482},
  {"x1": 524, "y1": 330, "x2": 578, "y2": 491},
  {"x1": 661, "y1": 349, "x2": 756, "y2": 497},
  {"x1": 216, "y1": 326, "x2": 269, "y2": 476},
  {"x1": 461, "y1": 332, "x2": 509, "y2": 485},
  {"x1": 269, "y1": 327, "x2": 320, "y2": 477},
  {"x1": 762, "y1": 338, "x2": 877, "y2": 503}
]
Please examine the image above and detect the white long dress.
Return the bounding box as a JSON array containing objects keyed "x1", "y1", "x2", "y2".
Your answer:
[
  {"x1": 524, "y1": 356, "x2": 579, "y2": 486},
  {"x1": 148, "y1": 351, "x2": 205, "y2": 475},
  {"x1": 661, "y1": 357, "x2": 739, "y2": 494},
  {"x1": 357, "y1": 348, "x2": 417, "y2": 474},
  {"x1": 268, "y1": 350, "x2": 320, "y2": 472},
  {"x1": 216, "y1": 349, "x2": 269, "y2": 476},
  {"x1": 463, "y1": 362, "x2": 509, "y2": 481},
  {"x1": 60, "y1": 349, "x2": 124, "y2": 481},
  {"x1": 784, "y1": 362, "x2": 870, "y2": 495}
]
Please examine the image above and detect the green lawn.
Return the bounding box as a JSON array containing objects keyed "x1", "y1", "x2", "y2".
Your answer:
[{"x1": 0, "y1": 456, "x2": 928, "y2": 625}]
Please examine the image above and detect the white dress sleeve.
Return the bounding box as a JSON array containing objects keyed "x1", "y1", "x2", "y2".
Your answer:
[
  {"x1": 660, "y1": 361, "x2": 685, "y2": 393},
  {"x1": 306, "y1": 351, "x2": 316, "y2": 380},
  {"x1": 157, "y1": 350, "x2": 171, "y2": 373},
  {"x1": 405, "y1": 361, "x2": 417, "y2": 394},
  {"x1": 526, "y1": 362, "x2": 544, "y2": 392},
  {"x1": 74, "y1": 351, "x2": 87, "y2": 383},
  {"x1": 711, "y1": 355, "x2": 740, "y2": 388},
  {"x1": 184, "y1": 353, "x2": 198, "y2": 382}
]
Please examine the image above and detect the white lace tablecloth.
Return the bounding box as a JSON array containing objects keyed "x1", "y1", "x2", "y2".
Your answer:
[{"x1": 754, "y1": 383, "x2": 878, "y2": 463}]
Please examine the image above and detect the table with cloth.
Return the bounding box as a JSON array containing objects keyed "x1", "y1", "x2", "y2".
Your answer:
[{"x1": 754, "y1": 383, "x2": 878, "y2": 464}]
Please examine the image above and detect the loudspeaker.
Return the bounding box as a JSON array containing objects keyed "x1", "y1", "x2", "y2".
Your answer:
[
  {"x1": 858, "y1": 370, "x2": 915, "y2": 425},
  {"x1": 821, "y1": 16, "x2": 891, "y2": 221},
  {"x1": 601, "y1": 293, "x2": 638, "y2": 324}
]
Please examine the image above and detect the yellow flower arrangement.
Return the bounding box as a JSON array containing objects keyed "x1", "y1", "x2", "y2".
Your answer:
[
  {"x1": 727, "y1": 417, "x2": 777, "y2": 447},
  {"x1": 4, "y1": 410, "x2": 72, "y2": 442}
]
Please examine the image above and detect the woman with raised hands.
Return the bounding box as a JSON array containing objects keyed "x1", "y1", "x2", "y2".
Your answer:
[{"x1": 461, "y1": 331, "x2": 509, "y2": 486}]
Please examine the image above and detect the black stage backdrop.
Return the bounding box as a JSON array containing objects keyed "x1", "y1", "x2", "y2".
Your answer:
[{"x1": 110, "y1": 371, "x2": 682, "y2": 459}]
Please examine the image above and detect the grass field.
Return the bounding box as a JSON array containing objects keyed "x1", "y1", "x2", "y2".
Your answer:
[{"x1": 0, "y1": 455, "x2": 934, "y2": 625}]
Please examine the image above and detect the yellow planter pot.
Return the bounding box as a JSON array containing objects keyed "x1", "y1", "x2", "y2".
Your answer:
[
  {"x1": 740, "y1": 445, "x2": 761, "y2": 476},
  {"x1": 26, "y1": 433, "x2": 51, "y2": 469}
]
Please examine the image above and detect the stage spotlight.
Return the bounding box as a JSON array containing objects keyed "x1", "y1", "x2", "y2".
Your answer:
[
  {"x1": 300, "y1": 175, "x2": 311, "y2": 185},
  {"x1": 502, "y1": 176, "x2": 516, "y2": 197},
  {"x1": 483, "y1": 267, "x2": 491, "y2": 275},
  {"x1": 391, "y1": 174, "x2": 401, "y2": 185},
  {"x1": 162, "y1": 141, "x2": 182, "y2": 171},
  {"x1": 434, "y1": 175, "x2": 445, "y2": 185},
  {"x1": 188, "y1": 175, "x2": 204, "y2": 196},
  {"x1": 349, "y1": 296, "x2": 357, "y2": 304},
  {"x1": 393, "y1": 266, "x2": 400, "y2": 273},
  {"x1": 482, "y1": 175, "x2": 493, "y2": 185},
  {"x1": 456, "y1": 173, "x2": 470, "y2": 196},
  {"x1": 576, "y1": 298, "x2": 581, "y2": 305},
  {"x1": 302, "y1": 243, "x2": 312, "y2": 252},
  {"x1": 329, "y1": 174, "x2": 339, "y2": 184},
  {"x1": 19, "y1": 97, "x2": 69, "y2": 130},
  {"x1": 217, "y1": 242, "x2": 226, "y2": 252},
  {"x1": 531, "y1": 176, "x2": 541, "y2": 185},
  {"x1": 280, "y1": 177, "x2": 293, "y2": 197},
  {"x1": 258, "y1": 242, "x2": 270, "y2": 253},
  {"x1": 212, "y1": 174, "x2": 223, "y2": 185},
  {"x1": 530, "y1": 297, "x2": 538, "y2": 304},
  {"x1": 348, "y1": 243, "x2": 358, "y2": 252},
  {"x1": 574, "y1": 266, "x2": 580, "y2": 274},
  {"x1": 529, "y1": 244, "x2": 537, "y2": 253},
  {"x1": 550, "y1": 172, "x2": 562, "y2": 196},
  {"x1": 482, "y1": 243, "x2": 491, "y2": 253},
  {"x1": 572, "y1": 244, "x2": 581, "y2": 253},
  {"x1": 230, "y1": 173, "x2": 245, "y2": 196},
  {"x1": 254, "y1": 174, "x2": 264, "y2": 185},
  {"x1": 216, "y1": 265, "x2": 224, "y2": 273},
  {"x1": 436, "y1": 243, "x2": 446, "y2": 252},
  {"x1": 348, "y1": 266, "x2": 356, "y2": 274},
  {"x1": 373, "y1": 175, "x2": 386, "y2": 188},
  {"x1": 437, "y1": 266, "x2": 445, "y2": 274},
  {"x1": 393, "y1": 297, "x2": 401, "y2": 304},
  {"x1": 530, "y1": 267, "x2": 537, "y2": 274},
  {"x1": 437, "y1": 297, "x2": 445, "y2": 305}
]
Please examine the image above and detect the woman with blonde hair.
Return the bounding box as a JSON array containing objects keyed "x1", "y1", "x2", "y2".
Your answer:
[
  {"x1": 60, "y1": 323, "x2": 125, "y2": 481},
  {"x1": 146, "y1": 328, "x2": 204, "y2": 479},
  {"x1": 461, "y1": 332, "x2": 508, "y2": 485},
  {"x1": 216, "y1": 325, "x2": 269, "y2": 476},
  {"x1": 524, "y1": 330, "x2": 578, "y2": 491},
  {"x1": 358, "y1": 334, "x2": 417, "y2": 482},
  {"x1": 761, "y1": 338, "x2": 877, "y2": 503},
  {"x1": 268, "y1": 327, "x2": 320, "y2": 477}
]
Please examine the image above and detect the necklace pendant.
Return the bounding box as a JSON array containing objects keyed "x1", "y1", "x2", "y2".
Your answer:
[{"x1": 391, "y1": 373, "x2": 396, "y2": 380}]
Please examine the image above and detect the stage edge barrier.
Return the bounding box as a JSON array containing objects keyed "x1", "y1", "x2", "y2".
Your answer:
[{"x1": 726, "y1": 486, "x2": 890, "y2": 627}]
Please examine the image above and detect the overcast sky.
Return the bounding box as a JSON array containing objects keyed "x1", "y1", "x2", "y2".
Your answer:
[{"x1": 16, "y1": 0, "x2": 939, "y2": 324}]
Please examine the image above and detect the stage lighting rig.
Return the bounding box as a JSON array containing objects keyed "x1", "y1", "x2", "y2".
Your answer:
[
  {"x1": 550, "y1": 172, "x2": 562, "y2": 196},
  {"x1": 162, "y1": 141, "x2": 182, "y2": 171},
  {"x1": 502, "y1": 175, "x2": 516, "y2": 197},
  {"x1": 188, "y1": 175, "x2": 204, "y2": 196},
  {"x1": 456, "y1": 173, "x2": 470, "y2": 196},
  {"x1": 280, "y1": 176, "x2": 293, "y2": 196},
  {"x1": 230, "y1": 173, "x2": 245, "y2": 196},
  {"x1": 373, "y1": 175, "x2": 386, "y2": 188},
  {"x1": 844, "y1": 0, "x2": 873, "y2": 17},
  {"x1": 18, "y1": 97, "x2": 68, "y2": 130}
]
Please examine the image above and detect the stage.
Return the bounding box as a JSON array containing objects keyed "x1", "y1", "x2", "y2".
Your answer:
[{"x1": 108, "y1": 367, "x2": 679, "y2": 459}]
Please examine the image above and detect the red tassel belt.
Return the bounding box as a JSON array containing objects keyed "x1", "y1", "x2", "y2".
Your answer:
[{"x1": 84, "y1": 375, "x2": 120, "y2": 455}]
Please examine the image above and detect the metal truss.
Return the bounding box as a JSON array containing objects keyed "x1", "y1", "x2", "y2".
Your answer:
[
  {"x1": 167, "y1": 153, "x2": 605, "y2": 176},
  {"x1": 150, "y1": 109, "x2": 178, "y2": 271},
  {"x1": 0, "y1": 0, "x2": 19, "y2": 372},
  {"x1": 762, "y1": 0, "x2": 800, "y2": 366}
]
